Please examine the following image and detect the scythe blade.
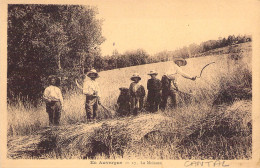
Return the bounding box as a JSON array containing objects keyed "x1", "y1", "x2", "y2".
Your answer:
[{"x1": 197, "y1": 62, "x2": 215, "y2": 78}]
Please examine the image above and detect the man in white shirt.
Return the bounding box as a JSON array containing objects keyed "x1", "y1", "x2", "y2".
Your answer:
[
  {"x1": 129, "y1": 73, "x2": 145, "y2": 115},
  {"x1": 83, "y1": 69, "x2": 100, "y2": 122},
  {"x1": 43, "y1": 76, "x2": 63, "y2": 126},
  {"x1": 160, "y1": 58, "x2": 196, "y2": 110}
]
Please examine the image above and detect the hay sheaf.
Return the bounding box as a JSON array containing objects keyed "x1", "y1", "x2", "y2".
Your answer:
[
  {"x1": 7, "y1": 123, "x2": 102, "y2": 159},
  {"x1": 8, "y1": 113, "x2": 170, "y2": 159}
]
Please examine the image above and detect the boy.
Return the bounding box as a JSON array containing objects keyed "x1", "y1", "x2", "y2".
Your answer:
[
  {"x1": 147, "y1": 70, "x2": 161, "y2": 112},
  {"x1": 160, "y1": 58, "x2": 196, "y2": 110},
  {"x1": 43, "y1": 75, "x2": 64, "y2": 126},
  {"x1": 116, "y1": 87, "x2": 130, "y2": 116},
  {"x1": 129, "y1": 73, "x2": 145, "y2": 115},
  {"x1": 83, "y1": 69, "x2": 101, "y2": 122}
]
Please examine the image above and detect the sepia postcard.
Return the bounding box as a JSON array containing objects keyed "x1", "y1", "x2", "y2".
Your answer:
[{"x1": 1, "y1": 0, "x2": 260, "y2": 168}]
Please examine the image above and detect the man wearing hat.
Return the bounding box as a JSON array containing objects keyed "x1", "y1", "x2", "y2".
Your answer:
[
  {"x1": 160, "y1": 58, "x2": 196, "y2": 110},
  {"x1": 83, "y1": 69, "x2": 101, "y2": 122},
  {"x1": 43, "y1": 75, "x2": 64, "y2": 126},
  {"x1": 129, "y1": 73, "x2": 145, "y2": 115},
  {"x1": 147, "y1": 70, "x2": 162, "y2": 112}
]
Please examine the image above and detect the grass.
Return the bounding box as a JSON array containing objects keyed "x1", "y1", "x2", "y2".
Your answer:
[{"x1": 7, "y1": 42, "x2": 252, "y2": 159}]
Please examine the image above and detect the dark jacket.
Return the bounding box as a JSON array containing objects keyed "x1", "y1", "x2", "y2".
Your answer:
[
  {"x1": 147, "y1": 78, "x2": 161, "y2": 92},
  {"x1": 161, "y1": 75, "x2": 178, "y2": 92},
  {"x1": 117, "y1": 92, "x2": 130, "y2": 107},
  {"x1": 117, "y1": 92, "x2": 130, "y2": 116},
  {"x1": 147, "y1": 78, "x2": 161, "y2": 103}
]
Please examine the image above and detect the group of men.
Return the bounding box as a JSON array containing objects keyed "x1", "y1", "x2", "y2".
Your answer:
[
  {"x1": 43, "y1": 57, "x2": 196, "y2": 126},
  {"x1": 117, "y1": 57, "x2": 196, "y2": 116}
]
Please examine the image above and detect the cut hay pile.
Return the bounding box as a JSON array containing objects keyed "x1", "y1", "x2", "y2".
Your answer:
[
  {"x1": 179, "y1": 100, "x2": 251, "y2": 141},
  {"x1": 8, "y1": 123, "x2": 102, "y2": 159},
  {"x1": 7, "y1": 113, "x2": 171, "y2": 159},
  {"x1": 141, "y1": 100, "x2": 251, "y2": 146},
  {"x1": 175, "y1": 100, "x2": 252, "y2": 159},
  {"x1": 124, "y1": 100, "x2": 252, "y2": 160}
]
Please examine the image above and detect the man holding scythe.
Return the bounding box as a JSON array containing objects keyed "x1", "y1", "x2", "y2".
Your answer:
[
  {"x1": 76, "y1": 69, "x2": 116, "y2": 121},
  {"x1": 82, "y1": 69, "x2": 101, "y2": 122},
  {"x1": 160, "y1": 58, "x2": 197, "y2": 110}
]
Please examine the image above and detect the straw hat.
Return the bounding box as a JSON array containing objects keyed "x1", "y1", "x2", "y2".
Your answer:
[
  {"x1": 87, "y1": 69, "x2": 99, "y2": 78},
  {"x1": 173, "y1": 57, "x2": 187, "y2": 66},
  {"x1": 130, "y1": 73, "x2": 141, "y2": 81},
  {"x1": 148, "y1": 70, "x2": 158, "y2": 75}
]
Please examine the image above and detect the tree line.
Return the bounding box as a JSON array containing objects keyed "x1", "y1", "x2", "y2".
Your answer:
[
  {"x1": 99, "y1": 34, "x2": 251, "y2": 71},
  {"x1": 7, "y1": 4, "x2": 252, "y2": 105}
]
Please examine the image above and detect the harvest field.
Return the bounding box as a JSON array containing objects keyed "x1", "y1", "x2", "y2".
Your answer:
[{"x1": 7, "y1": 42, "x2": 252, "y2": 159}]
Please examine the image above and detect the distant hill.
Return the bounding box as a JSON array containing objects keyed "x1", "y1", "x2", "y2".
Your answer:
[{"x1": 192, "y1": 42, "x2": 252, "y2": 57}]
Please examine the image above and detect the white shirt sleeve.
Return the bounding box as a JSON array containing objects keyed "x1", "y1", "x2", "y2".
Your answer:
[
  {"x1": 43, "y1": 87, "x2": 51, "y2": 101},
  {"x1": 166, "y1": 73, "x2": 176, "y2": 81},
  {"x1": 176, "y1": 65, "x2": 193, "y2": 79},
  {"x1": 83, "y1": 79, "x2": 94, "y2": 95},
  {"x1": 165, "y1": 66, "x2": 178, "y2": 80}
]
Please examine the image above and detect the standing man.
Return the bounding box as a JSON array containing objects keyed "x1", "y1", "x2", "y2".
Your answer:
[
  {"x1": 160, "y1": 58, "x2": 196, "y2": 110},
  {"x1": 129, "y1": 73, "x2": 145, "y2": 115},
  {"x1": 83, "y1": 69, "x2": 101, "y2": 122},
  {"x1": 43, "y1": 75, "x2": 64, "y2": 126},
  {"x1": 147, "y1": 70, "x2": 161, "y2": 112}
]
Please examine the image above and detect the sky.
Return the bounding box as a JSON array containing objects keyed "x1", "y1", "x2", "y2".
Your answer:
[{"x1": 85, "y1": 0, "x2": 258, "y2": 56}]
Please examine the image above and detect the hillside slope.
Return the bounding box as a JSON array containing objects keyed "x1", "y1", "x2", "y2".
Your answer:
[{"x1": 7, "y1": 42, "x2": 252, "y2": 159}]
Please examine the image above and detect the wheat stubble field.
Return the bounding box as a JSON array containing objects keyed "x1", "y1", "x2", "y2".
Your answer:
[{"x1": 7, "y1": 42, "x2": 252, "y2": 159}]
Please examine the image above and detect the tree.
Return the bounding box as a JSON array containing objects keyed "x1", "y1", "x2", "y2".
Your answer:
[
  {"x1": 124, "y1": 49, "x2": 149, "y2": 66},
  {"x1": 8, "y1": 4, "x2": 105, "y2": 104}
]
